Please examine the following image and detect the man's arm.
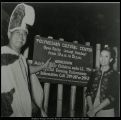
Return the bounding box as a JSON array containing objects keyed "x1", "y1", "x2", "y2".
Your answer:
[
  {"x1": 29, "y1": 65, "x2": 43, "y2": 74},
  {"x1": 28, "y1": 58, "x2": 51, "y2": 74}
]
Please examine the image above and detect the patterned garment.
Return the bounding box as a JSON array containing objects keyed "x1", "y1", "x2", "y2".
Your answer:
[
  {"x1": 9, "y1": 4, "x2": 25, "y2": 30},
  {"x1": 1, "y1": 46, "x2": 32, "y2": 117},
  {"x1": 86, "y1": 68, "x2": 119, "y2": 111}
]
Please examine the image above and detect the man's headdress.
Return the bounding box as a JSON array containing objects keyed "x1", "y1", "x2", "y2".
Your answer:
[{"x1": 8, "y1": 3, "x2": 35, "y2": 38}]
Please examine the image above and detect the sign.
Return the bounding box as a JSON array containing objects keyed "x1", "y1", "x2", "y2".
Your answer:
[{"x1": 32, "y1": 36, "x2": 93, "y2": 86}]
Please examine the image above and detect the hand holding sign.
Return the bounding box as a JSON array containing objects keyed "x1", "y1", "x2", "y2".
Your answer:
[{"x1": 42, "y1": 57, "x2": 52, "y2": 70}]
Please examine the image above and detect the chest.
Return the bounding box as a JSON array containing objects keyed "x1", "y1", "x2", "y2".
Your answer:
[{"x1": 92, "y1": 75, "x2": 110, "y2": 93}]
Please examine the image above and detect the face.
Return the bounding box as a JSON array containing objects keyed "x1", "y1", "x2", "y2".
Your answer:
[
  {"x1": 9, "y1": 29, "x2": 27, "y2": 49},
  {"x1": 99, "y1": 50, "x2": 112, "y2": 66}
]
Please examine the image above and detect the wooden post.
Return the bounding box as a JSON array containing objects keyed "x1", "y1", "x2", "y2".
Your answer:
[
  {"x1": 113, "y1": 47, "x2": 120, "y2": 116},
  {"x1": 56, "y1": 84, "x2": 63, "y2": 117},
  {"x1": 113, "y1": 46, "x2": 118, "y2": 71},
  {"x1": 70, "y1": 85, "x2": 76, "y2": 117},
  {"x1": 44, "y1": 83, "x2": 50, "y2": 113},
  {"x1": 96, "y1": 44, "x2": 101, "y2": 69},
  {"x1": 82, "y1": 42, "x2": 90, "y2": 117},
  {"x1": 70, "y1": 40, "x2": 78, "y2": 117},
  {"x1": 56, "y1": 38, "x2": 64, "y2": 117},
  {"x1": 43, "y1": 36, "x2": 53, "y2": 113}
]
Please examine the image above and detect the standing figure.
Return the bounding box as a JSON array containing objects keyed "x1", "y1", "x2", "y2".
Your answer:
[
  {"x1": 86, "y1": 47, "x2": 119, "y2": 117},
  {"x1": 1, "y1": 3, "x2": 50, "y2": 117}
]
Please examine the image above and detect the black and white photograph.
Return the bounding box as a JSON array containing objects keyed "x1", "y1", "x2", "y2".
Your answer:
[{"x1": 1, "y1": 2, "x2": 120, "y2": 117}]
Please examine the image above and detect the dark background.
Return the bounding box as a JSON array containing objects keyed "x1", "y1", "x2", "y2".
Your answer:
[
  {"x1": 1, "y1": 2, "x2": 120, "y2": 117},
  {"x1": 2, "y1": 3, "x2": 120, "y2": 47}
]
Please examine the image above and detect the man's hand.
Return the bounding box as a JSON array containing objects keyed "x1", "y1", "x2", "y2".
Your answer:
[{"x1": 42, "y1": 58, "x2": 51, "y2": 70}]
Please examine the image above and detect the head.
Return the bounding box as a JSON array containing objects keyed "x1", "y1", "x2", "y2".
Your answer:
[
  {"x1": 7, "y1": 3, "x2": 35, "y2": 52},
  {"x1": 8, "y1": 29, "x2": 28, "y2": 50},
  {"x1": 99, "y1": 47, "x2": 115, "y2": 68}
]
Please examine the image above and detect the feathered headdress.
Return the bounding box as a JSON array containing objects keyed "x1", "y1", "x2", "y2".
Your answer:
[{"x1": 8, "y1": 3, "x2": 35, "y2": 38}]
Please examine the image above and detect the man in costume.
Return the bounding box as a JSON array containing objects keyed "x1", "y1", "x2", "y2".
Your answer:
[{"x1": 1, "y1": 3, "x2": 49, "y2": 117}]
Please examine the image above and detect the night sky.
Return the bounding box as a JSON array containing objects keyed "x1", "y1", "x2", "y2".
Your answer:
[
  {"x1": 1, "y1": 2, "x2": 120, "y2": 117},
  {"x1": 2, "y1": 3, "x2": 120, "y2": 47}
]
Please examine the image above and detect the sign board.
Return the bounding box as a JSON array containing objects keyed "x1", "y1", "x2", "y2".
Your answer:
[{"x1": 32, "y1": 36, "x2": 93, "y2": 86}]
